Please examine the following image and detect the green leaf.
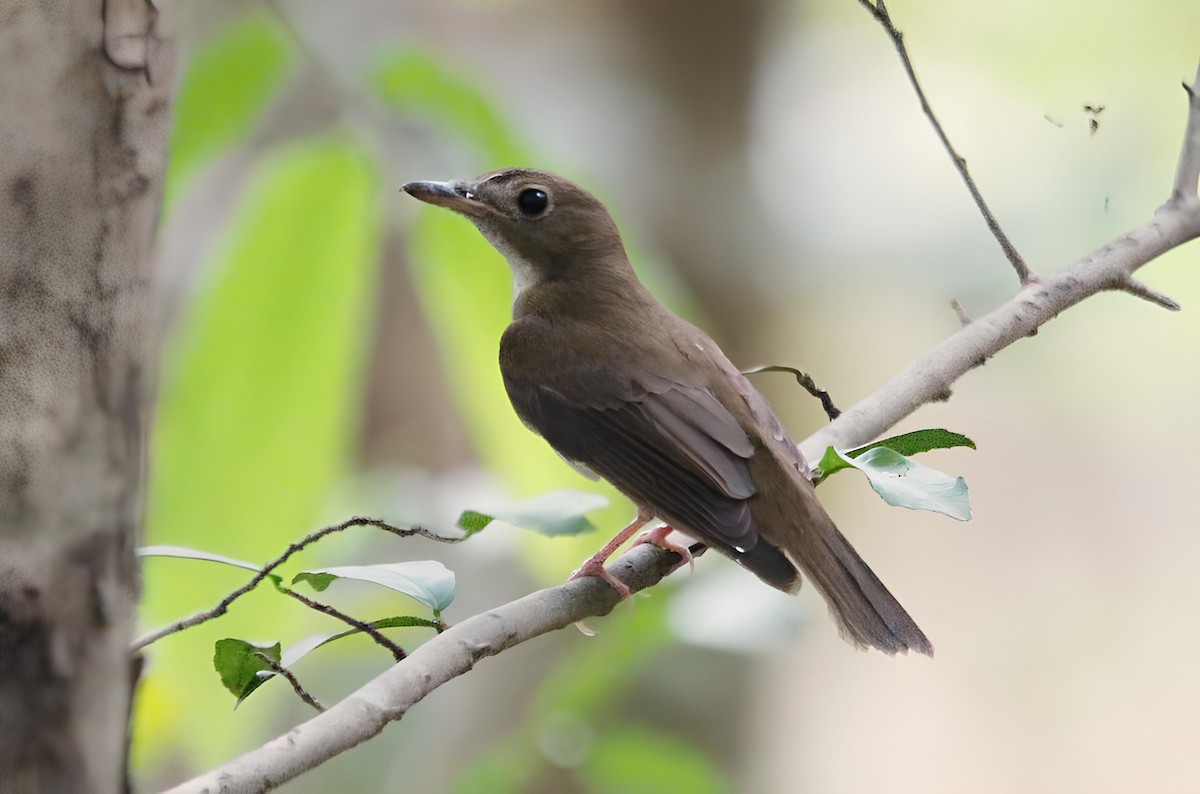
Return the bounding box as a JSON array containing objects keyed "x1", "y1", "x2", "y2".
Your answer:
[
  {"x1": 847, "y1": 447, "x2": 972, "y2": 520},
  {"x1": 579, "y1": 727, "x2": 734, "y2": 794},
  {"x1": 455, "y1": 509, "x2": 493, "y2": 537},
  {"x1": 457, "y1": 490, "x2": 609, "y2": 537},
  {"x1": 292, "y1": 561, "x2": 456, "y2": 612},
  {"x1": 166, "y1": 15, "x2": 293, "y2": 207},
  {"x1": 213, "y1": 638, "x2": 281, "y2": 704},
  {"x1": 235, "y1": 616, "x2": 442, "y2": 705},
  {"x1": 138, "y1": 138, "x2": 380, "y2": 755},
  {"x1": 815, "y1": 446, "x2": 854, "y2": 481},
  {"x1": 371, "y1": 50, "x2": 527, "y2": 165},
  {"x1": 846, "y1": 428, "x2": 976, "y2": 459},
  {"x1": 147, "y1": 138, "x2": 379, "y2": 570},
  {"x1": 276, "y1": 616, "x2": 442, "y2": 670},
  {"x1": 137, "y1": 545, "x2": 282, "y2": 587},
  {"x1": 741, "y1": 363, "x2": 812, "y2": 380}
]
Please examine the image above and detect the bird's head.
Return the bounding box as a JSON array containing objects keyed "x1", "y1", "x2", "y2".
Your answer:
[{"x1": 402, "y1": 168, "x2": 630, "y2": 303}]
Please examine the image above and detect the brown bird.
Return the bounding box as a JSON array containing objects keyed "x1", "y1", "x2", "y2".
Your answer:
[{"x1": 402, "y1": 168, "x2": 932, "y2": 655}]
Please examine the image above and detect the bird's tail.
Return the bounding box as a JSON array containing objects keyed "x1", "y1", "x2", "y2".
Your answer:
[{"x1": 797, "y1": 517, "x2": 933, "y2": 656}]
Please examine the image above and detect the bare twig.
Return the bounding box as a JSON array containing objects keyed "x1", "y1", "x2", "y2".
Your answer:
[
  {"x1": 801, "y1": 62, "x2": 1200, "y2": 458},
  {"x1": 949, "y1": 298, "x2": 972, "y2": 326},
  {"x1": 133, "y1": 518, "x2": 460, "y2": 650},
  {"x1": 1171, "y1": 65, "x2": 1200, "y2": 205},
  {"x1": 743, "y1": 365, "x2": 841, "y2": 419},
  {"x1": 253, "y1": 654, "x2": 326, "y2": 713},
  {"x1": 856, "y1": 0, "x2": 1034, "y2": 284},
  {"x1": 281, "y1": 588, "x2": 407, "y2": 662},
  {"x1": 1117, "y1": 277, "x2": 1182, "y2": 311},
  {"x1": 163, "y1": 543, "x2": 687, "y2": 793}
]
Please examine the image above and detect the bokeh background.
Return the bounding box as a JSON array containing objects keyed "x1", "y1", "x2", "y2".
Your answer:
[{"x1": 137, "y1": 0, "x2": 1200, "y2": 791}]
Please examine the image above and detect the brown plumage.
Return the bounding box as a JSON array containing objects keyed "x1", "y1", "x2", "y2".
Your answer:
[{"x1": 403, "y1": 168, "x2": 932, "y2": 655}]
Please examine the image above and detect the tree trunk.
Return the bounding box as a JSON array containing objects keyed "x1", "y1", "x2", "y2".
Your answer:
[{"x1": 0, "y1": 1, "x2": 171, "y2": 790}]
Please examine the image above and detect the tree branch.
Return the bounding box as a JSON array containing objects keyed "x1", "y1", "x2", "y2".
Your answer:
[
  {"x1": 800, "y1": 60, "x2": 1200, "y2": 460},
  {"x1": 163, "y1": 543, "x2": 684, "y2": 793},
  {"x1": 857, "y1": 0, "x2": 1034, "y2": 284},
  {"x1": 133, "y1": 518, "x2": 455, "y2": 651}
]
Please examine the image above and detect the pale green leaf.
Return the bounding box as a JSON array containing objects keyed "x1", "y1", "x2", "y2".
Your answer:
[
  {"x1": 137, "y1": 545, "x2": 281, "y2": 587},
  {"x1": 848, "y1": 447, "x2": 972, "y2": 520},
  {"x1": 292, "y1": 561, "x2": 456, "y2": 612},
  {"x1": 166, "y1": 15, "x2": 293, "y2": 207},
  {"x1": 457, "y1": 490, "x2": 609, "y2": 537}
]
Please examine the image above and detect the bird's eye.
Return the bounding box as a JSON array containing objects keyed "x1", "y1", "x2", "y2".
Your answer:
[{"x1": 517, "y1": 188, "x2": 549, "y2": 216}]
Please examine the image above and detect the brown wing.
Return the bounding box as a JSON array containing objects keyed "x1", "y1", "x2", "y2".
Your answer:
[{"x1": 510, "y1": 374, "x2": 761, "y2": 552}]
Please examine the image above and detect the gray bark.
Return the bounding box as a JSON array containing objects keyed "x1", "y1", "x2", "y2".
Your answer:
[{"x1": 0, "y1": 1, "x2": 171, "y2": 791}]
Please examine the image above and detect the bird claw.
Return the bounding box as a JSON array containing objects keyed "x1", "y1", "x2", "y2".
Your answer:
[
  {"x1": 635, "y1": 525, "x2": 694, "y2": 575},
  {"x1": 569, "y1": 558, "x2": 632, "y2": 600}
]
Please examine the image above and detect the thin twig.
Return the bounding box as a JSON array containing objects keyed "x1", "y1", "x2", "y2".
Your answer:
[
  {"x1": 857, "y1": 0, "x2": 1033, "y2": 284},
  {"x1": 802, "y1": 61, "x2": 1200, "y2": 457},
  {"x1": 1171, "y1": 64, "x2": 1200, "y2": 204},
  {"x1": 949, "y1": 298, "x2": 972, "y2": 326},
  {"x1": 1115, "y1": 277, "x2": 1181, "y2": 311},
  {"x1": 164, "y1": 543, "x2": 687, "y2": 794},
  {"x1": 742, "y1": 365, "x2": 841, "y2": 419},
  {"x1": 252, "y1": 654, "x2": 325, "y2": 712},
  {"x1": 281, "y1": 588, "x2": 407, "y2": 662},
  {"x1": 133, "y1": 517, "x2": 461, "y2": 650}
]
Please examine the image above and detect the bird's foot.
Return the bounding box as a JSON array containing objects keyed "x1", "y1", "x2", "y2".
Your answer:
[
  {"x1": 566, "y1": 508, "x2": 657, "y2": 601},
  {"x1": 569, "y1": 556, "x2": 632, "y2": 600},
  {"x1": 635, "y1": 525, "x2": 694, "y2": 575}
]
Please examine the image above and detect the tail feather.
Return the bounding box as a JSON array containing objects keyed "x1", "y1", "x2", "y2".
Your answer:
[{"x1": 805, "y1": 525, "x2": 933, "y2": 656}]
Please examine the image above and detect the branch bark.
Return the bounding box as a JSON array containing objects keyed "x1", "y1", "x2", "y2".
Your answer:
[
  {"x1": 164, "y1": 544, "x2": 683, "y2": 794},
  {"x1": 0, "y1": 1, "x2": 171, "y2": 790},
  {"x1": 800, "y1": 60, "x2": 1200, "y2": 461}
]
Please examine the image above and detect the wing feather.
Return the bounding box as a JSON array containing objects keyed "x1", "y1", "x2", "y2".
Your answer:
[{"x1": 527, "y1": 381, "x2": 758, "y2": 547}]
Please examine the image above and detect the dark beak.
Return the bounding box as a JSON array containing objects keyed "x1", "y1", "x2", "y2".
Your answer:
[{"x1": 401, "y1": 180, "x2": 486, "y2": 217}]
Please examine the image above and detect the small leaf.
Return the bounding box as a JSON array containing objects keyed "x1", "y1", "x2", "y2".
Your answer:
[
  {"x1": 455, "y1": 509, "x2": 493, "y2": 537},
  {"x1": 213, "y1": 638, "x2": 281, "y2": 704},
  {"x1": 249, "y1": 618, "x2": 446, "y2": 695},
  {"x1": 371, "y1": 51, "x2": 527, "y2": 166},
  {"x1": 741, "y1": 363, "x2": 812, "y2": 381},
  {"x1": 846, "y1": 429, "x2": 976, "y2": 459},
  {"x1": 292, "y1": 560, "x2": 456, "y2": 612},
  {"x1": 848, "y1": 447, "x2": 972, "y2": 520},
  {"x1": 277, "y1": 615, "x2": 443, "y2": 670},
  {"x1": 457, "y1": 490, "x2": 609, "y2": 537},
  {"x1": 815, "y1": 446, "x2": 854, "y2": 482},
  {"x1": 137, "y1": 545, "x2": 282, "y2": 587}
]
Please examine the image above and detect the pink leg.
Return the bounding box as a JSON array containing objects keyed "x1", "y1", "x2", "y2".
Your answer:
[
  {"x1": 570, "y1": 507, "x2": 655, "y2": 599},
  {"x1": 636, "y1": 525, "x2": 694, "y2": 575}
]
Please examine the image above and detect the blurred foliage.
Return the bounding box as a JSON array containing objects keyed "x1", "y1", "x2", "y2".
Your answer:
[
  {"x1": 164, "y1": 14, "x2": 293, "y2": 209},
  {"x1": 450, "y1": 593, "x2": 734, "y2": 794},
  {"x1": 373, "y1": 51, "x2": 527, "y2": 166},
  {"x1": 140, "y1": 96, "x2": 380, "y2": 768},
  {"x1": 137, "y1": 14, "x2": 707, "y2": 794}
]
